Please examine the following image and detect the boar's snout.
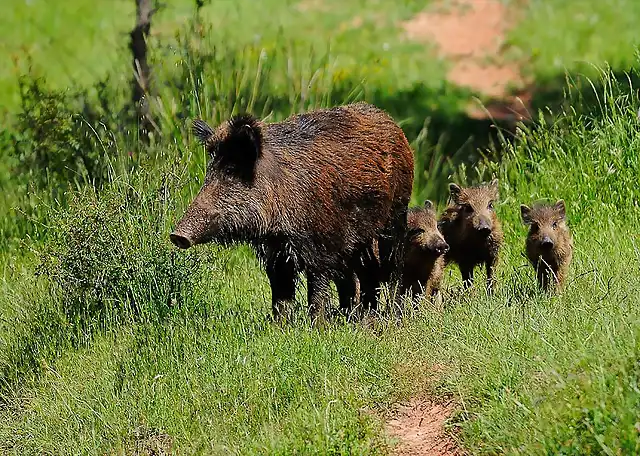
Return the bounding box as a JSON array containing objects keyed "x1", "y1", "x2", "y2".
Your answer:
[
  {"x1": 170, "y1": 232, "x2": 193, "y2": 249},
  {"x1": 540, "y1": 235, "x2": 554, "y2": 250},
  {"x1": 476, "y1": 218, "x2": 492, "y2": 236}
]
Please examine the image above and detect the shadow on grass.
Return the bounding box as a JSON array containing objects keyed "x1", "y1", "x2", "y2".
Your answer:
[{"x1": 362, "y1": 65, "x2": 640, "y2": 202}]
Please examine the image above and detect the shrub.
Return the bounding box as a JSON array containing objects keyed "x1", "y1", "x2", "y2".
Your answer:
[
  {"x1": 37, "y1": 167, "x2": 221, "y2": 326},
  {"x1": 5, "y1": 77, "x2": 122, "y2": 192}
]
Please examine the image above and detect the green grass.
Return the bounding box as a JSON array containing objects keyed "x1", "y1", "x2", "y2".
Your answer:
[
  {"x1": 2, "y1": 67, "x2": 640, "y2": 453},
  {"x1": 2, "y1": 0, "x2": 640, "y2": 454},
  {"x1": 507, "y1": 0, "x2": 640, "y2": 81},
  {"x1": 0, "y1": 0, "x2": 443, "y2": 113}
]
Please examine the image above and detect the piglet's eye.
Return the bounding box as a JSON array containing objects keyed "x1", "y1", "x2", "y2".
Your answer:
[
  {"x1": 531, "y1": 223, "x2": 539, "y2": 233},
  {"x1": 409, "y1": 228, "x2": 424, "y2": 239},
  {"x1": 488, "y1": 202, "x2": 494, "y2": 210},
  {"x1": 463, "y1": 204, "x2": 473, "y2": 213},
  {"x1": 552, "y1": 221, "x2": 558, "y2": 229}
]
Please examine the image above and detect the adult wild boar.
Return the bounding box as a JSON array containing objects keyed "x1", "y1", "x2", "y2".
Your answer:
[{"x1": 170, "y1": 102, "x2": 414, "y2": 323}]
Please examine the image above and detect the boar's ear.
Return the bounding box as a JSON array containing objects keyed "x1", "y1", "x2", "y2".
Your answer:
[
  {"x1": 219, "y1": 114, "x2": 263, "y2": 175},
  {"x1": 423, "y1": 200, "x2": 434, "y2": 210},
  {"x1": 192, "y1": 119, "x2": 214, "y2": 145},
  {"x1": 520, "y1": 204, "x2": 532, "y2": 225},
  {"x1": 449, "y1": 183, "x2": 462, "y2": 203},
  {"x1": 554, "y1": 199, "x2": 566, "y2": 219}
]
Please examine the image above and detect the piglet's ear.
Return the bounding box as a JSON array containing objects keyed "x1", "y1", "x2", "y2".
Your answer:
[
  {"x1": 192, "y1": 119, "x2": 214, "y2": 145},
  {"x1": 554, "y1": 199, "x2": 566, "y2": 219},
  {"x1": 489, "y1": 178, "x2": 499, "y2": 199},
  {"x1": 423, "y1": 200, "x2": 434, "y2": 210},
  {"x1": 449, "y1": 183, "x2": 462, "y2": 203},
  {"x1": 520, "y1": 204, "x2": 532, "y2": 225}
]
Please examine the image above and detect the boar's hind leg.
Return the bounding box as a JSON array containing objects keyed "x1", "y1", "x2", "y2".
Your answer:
[
  {"x1": 265, "y1": 256, "x2": 298, "y2": 321},
  {"x1": 354, "y1": 244, "x2": 382, "y2": 314},
  {"x1": 378, "y1": 207, "x2": 408, "y2": 311},
  {"x1": 307, "y1": 272, "x2": 330, "y2": 326},
  {"x1": 335, "y1": 273, "x2": 358, "y2": 318}
]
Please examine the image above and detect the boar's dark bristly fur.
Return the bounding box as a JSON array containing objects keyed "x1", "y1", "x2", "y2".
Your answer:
[
  {"x1": 401, "y1": 200, "x2": 449, "y2": 300},
  {"x1": 170, "y1": 102, "x2": 414, "y2": 323},
  {"x1": 521, "y1": 200, "x2": 573, "y2": 292},
  {"x1": 438, "y1": 179, "x2": 503, "y2": 292}
]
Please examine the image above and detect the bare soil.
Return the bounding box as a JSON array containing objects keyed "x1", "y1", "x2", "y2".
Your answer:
[
  {"x1": 402, "y1": 0, "x2": 531, "y2": 120},
  {"x1": 385, "y1": 398, "x2": 462, "y2": 456}
]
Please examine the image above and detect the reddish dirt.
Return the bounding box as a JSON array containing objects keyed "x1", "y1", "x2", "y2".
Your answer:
[
  {"x1": 385, "y1": 398, "x2": 462, "y2": 456},
  {"x1": 296, "y1": 0, "x2": 327, "y2": 13},
  {"x1": 402, "y1": 0, "x2": 532, "y2": 121}
]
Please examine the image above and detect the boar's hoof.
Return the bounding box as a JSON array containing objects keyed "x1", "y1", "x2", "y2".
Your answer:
[{"x1": 170, "y1": 233, "x2": 192, "y2": 249}]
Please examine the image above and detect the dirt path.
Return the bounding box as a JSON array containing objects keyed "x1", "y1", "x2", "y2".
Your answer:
[
  {"x1": 402, "y1": 0, "x2": 531, "y2": 121},
  {"x1": 385, "y1": 398, "x2": 461, "y2": 455},
  {"x1": 384, "y1": 3, "x2": 532, "y2": 453}
]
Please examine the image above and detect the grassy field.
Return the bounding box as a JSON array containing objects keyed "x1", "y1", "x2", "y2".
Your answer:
[{"x1": 2, "y1": 0, "x2": 640, "y2": 454}]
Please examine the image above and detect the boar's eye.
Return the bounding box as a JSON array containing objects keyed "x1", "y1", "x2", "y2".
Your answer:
[
  {"x1": 531, "y1": 222, "x2": 539, "y2": 233},
  {"x1": 462, "y1": 204, "x2": 474, "y2": 214},
  {"x1": 488, "y1": 201, "x2": 494, "y2": 210},
  {"x1": 552, "y1": 221, "x2": 558, "y2": 229}
]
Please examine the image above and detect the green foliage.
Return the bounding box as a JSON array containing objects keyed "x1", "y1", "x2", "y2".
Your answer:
[
  {"x1": 38, "y1": 167, "x2": 219, "y2": 324},
  {"x1": 7, "y1": 77, "x2": 114, "y2": 191}
]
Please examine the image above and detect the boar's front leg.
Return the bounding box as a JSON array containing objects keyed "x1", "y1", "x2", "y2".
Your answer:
[
  {"x1": 265, "y1": 255, "x2": 298, "y2": 321},
  {"x1": 307, "y1": 272, "x2": 330, "y2": 326}
]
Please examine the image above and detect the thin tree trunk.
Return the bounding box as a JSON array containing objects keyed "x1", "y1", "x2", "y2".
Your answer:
[{"x1": 130, "y1": 0, "x2": 155, "y2": 142}]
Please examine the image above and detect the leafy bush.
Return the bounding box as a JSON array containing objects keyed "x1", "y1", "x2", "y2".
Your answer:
[
  {"x1": 37, "y1": 167, "x2": 220, "y2": 325},
  {"x1": 5, "y1": 77, "x2": 123, "y2": 192}
]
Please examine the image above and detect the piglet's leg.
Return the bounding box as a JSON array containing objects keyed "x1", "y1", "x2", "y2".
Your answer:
[
  {"x1": 486, "y1": 258, "x2": 497, "y2": 295},
  {"x1": 460, "y1": 264, "x2": 474, "y2": 289},
  {"x1": 307, "y1": 272, "x2": 330, "y2": 326}
]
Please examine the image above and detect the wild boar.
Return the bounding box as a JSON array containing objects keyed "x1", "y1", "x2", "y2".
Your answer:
[
  {"x1": 401, "y1": 200, "x2": 449, "y2": 300},
  {"x1": 521, "y1": 200, "x2": 573, "y2": 292},
  {"x1": 170, "y1": 102, "x2": 414, "y2": 323},
  {"x1": 438, "y1": 179, "x2": 503, "y2": 292}
]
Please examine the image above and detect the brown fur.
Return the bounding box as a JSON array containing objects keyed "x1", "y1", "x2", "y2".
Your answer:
[
  {"x1": 401, "y1": 200, "x2": 448, "y2": 300},
  {"x1": 438, "y1": 179, "x2": 503, "y2": 292},
  {"x1": 170, "y1": 102, "x2": 414, "y2": 323},
  {"x1": 521, "y1": 200, "x2": 573, "y2": 292}
]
